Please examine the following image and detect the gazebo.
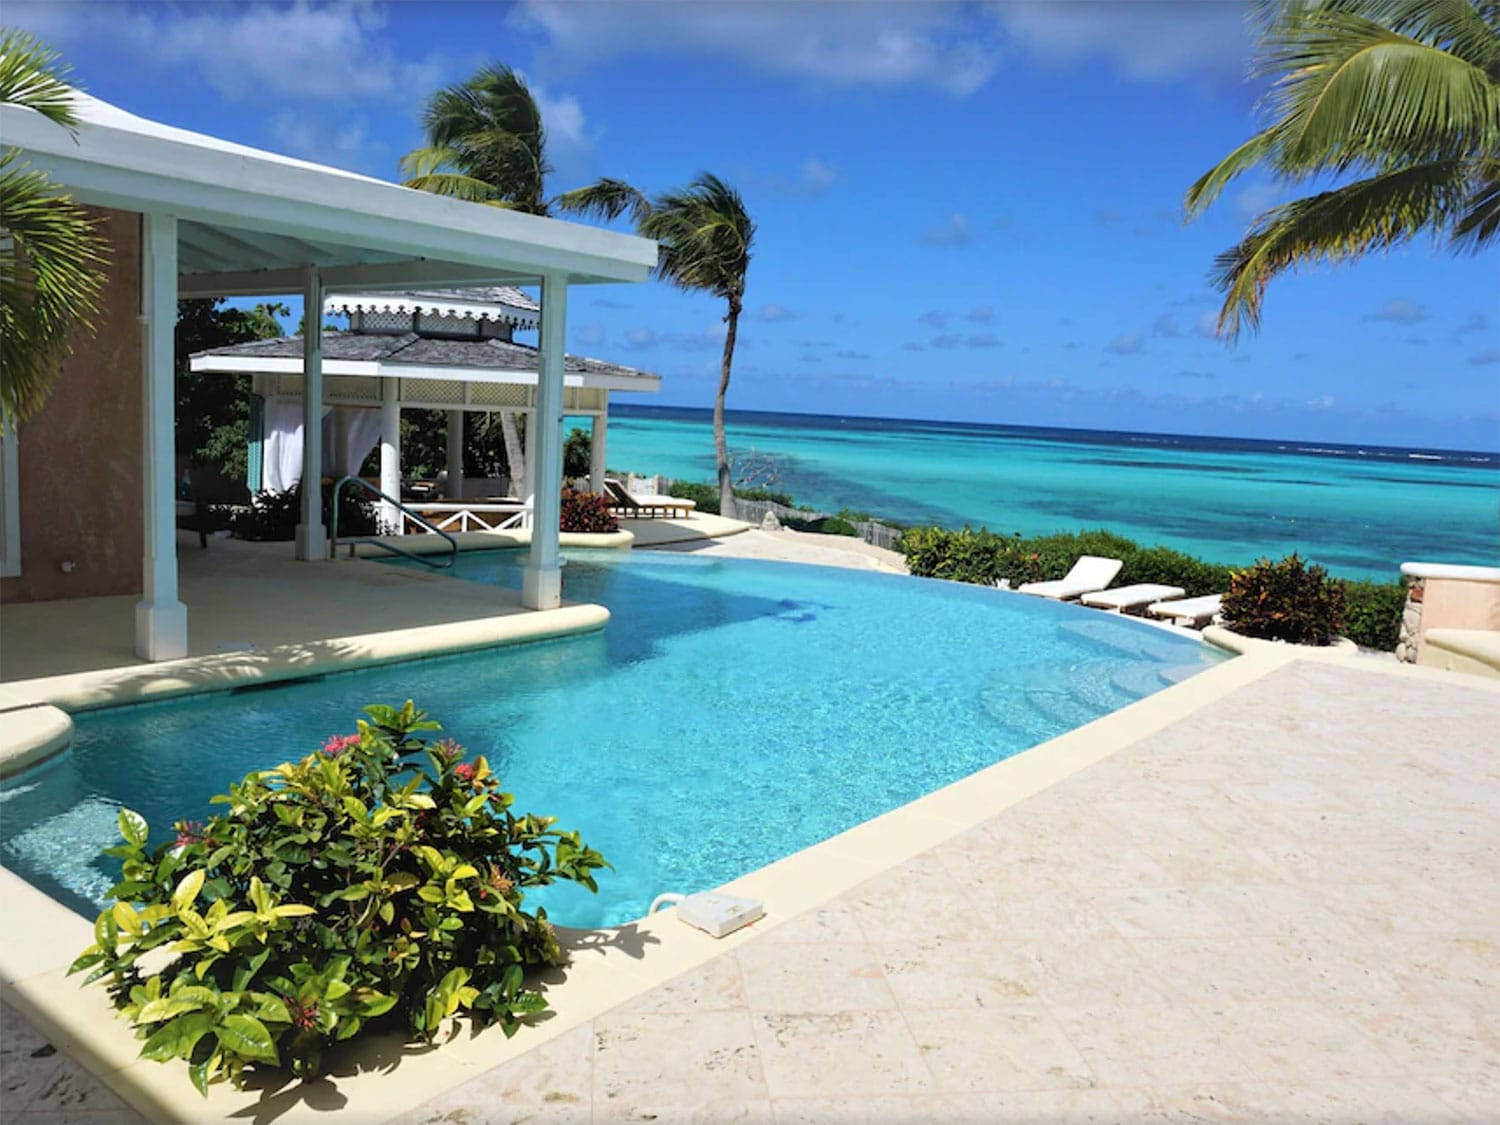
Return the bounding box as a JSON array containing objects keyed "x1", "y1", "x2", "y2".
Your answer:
[
  {"x1": 190, "y1": 285, "x2": 660, "y2": 531},
  {"x1": 0, "y1": 88, "x2": 656, "y2": 661}
]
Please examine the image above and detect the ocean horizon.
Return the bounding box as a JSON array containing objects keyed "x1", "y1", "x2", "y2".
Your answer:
[{"x1": 591, "y1": 404, "x2": 1500, "y2": 583}]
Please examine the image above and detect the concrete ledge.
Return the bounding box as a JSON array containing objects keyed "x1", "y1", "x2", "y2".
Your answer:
[
  {"x1": 0, "y1": 603, "x2": 609, "y2": 715},
  {"x1": 347, "y1": 528, "x2": 634, "y2": 558},
  {"x1": 1422, "y1": 628, "x2": 1500, "y2": 679},
  {"x1": 1204, "y1": 625, "x2": 1359, "y2": 658},
  {"x1": 1400, "y1": 561, "x2": 1500, "y2": 582},
  {"x1": 0, "y1": 704, "x2": 74, "y2": 779}
]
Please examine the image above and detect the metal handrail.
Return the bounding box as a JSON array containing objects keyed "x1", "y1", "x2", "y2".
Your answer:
[{"x1": 330, "y1": 476, "x2": 458, "y2": 569}]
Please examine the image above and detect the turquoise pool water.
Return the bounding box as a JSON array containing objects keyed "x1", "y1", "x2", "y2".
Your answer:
[{"x1": 1, "y1": 551, "x2": 1225, "y2": 927}]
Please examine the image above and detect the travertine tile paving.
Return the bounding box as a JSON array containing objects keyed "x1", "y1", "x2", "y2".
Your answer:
[{"x1": 395, "y1": 659, "x2": 1499, "y2": 1123}]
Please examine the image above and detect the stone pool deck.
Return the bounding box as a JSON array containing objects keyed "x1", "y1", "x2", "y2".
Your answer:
[{"x1": 8, "y1": 653, "x2": 1496, "y2": 1123}]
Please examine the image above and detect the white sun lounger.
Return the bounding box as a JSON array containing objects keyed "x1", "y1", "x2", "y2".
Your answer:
[
  {"x1": 1147, "y1": 594, "x2": 1223, "y2": 628},
  {"x1": 1016, "y1": 555, "x2": 1123, "y2": 600},
  {"x1": 1080, "y1": 583, "x2": 1186, "y2": 613}
]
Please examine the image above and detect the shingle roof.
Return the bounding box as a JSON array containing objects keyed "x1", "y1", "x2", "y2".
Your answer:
[
  {"x1": 194, "y1": 332, "x2": 654, "y2": 381},
  {"x1": 323, "y1": 287, "x2": 539, "y2": 323}
]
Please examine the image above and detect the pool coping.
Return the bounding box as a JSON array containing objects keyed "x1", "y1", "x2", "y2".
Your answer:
[{"x1": 7, "y1": 603, "x2": 1490, "y2": 1121}]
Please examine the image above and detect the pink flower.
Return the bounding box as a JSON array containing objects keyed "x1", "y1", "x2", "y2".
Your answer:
[
  {"x1": 453, "y1": 762, "x2": 476, "y2": 784},
  {"x1": 322, "y1": 733, "x2": 360, "y2": 757},
  {"x1": 434, "y1": 739, "x2": 464, "y2": 760},
  {"x1": 173, "y1": 819, "x2": 204, "y2": 849}
]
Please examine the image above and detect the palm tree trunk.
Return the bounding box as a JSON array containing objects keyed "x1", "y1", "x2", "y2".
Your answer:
[
  {"x1": 714, "y1": 302, "x2": 740, "y2": 518},
  {"x1": 499, "y1": 411, "x2": 525, "y2": 494}
]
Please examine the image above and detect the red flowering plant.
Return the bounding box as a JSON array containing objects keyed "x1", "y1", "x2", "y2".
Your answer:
[{"x1": 70, "y1": 701, "x2": 608, "y2": 1096}]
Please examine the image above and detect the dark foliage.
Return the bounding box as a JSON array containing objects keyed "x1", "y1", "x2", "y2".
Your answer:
[{"x1": 1222, "y1": 554, "x2": 1347, "y2": 646}]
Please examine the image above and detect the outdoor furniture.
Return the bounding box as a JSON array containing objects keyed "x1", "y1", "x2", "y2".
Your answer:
[
  {"x1": 1080, "y1": 583, "x2": 1186, "y2": 613},
  {"x1": 1147, "y1": 594, "x2": 1223, "y2": 628},
  {"x1": 604, "y1": 479, "x2": 697, "y2": 519},
  {"x1": 175, "y1": 499, "x2": 210, "y2": 549},
  {"x1": 1016, "y1": 555, "x2": 1123, "y2": 600}
]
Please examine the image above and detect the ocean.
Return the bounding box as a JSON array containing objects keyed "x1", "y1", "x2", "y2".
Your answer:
[{"x1": 586, "y1": 405, "x2": 1499, "y2": 583}]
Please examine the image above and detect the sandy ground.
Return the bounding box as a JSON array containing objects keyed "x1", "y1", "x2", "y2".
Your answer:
[{"x1": 643, "y1": 526, "x2": 909, "y2": 574}]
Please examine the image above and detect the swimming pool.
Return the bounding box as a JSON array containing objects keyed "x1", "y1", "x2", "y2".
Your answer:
[{"x1": 1, "y1": 551, "x2": 1225, "y2": 927}]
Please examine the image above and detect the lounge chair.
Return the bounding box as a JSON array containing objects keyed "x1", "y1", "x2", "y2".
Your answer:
[
  {"x1": 1016, "y1": 555, "x2": 1123, "y2": 600},
  {"x1": 1147, "y1": 594, "x2": 1223, "y2": 628},
  {"x1": 604, "y1": 479, "x2": 697, "y2": 520},
  {"x1": 1080, "y1": 583, "x2": 1186, "y2": 613}
]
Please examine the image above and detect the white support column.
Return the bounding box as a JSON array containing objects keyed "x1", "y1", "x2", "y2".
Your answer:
[
  {"x1": 379, "y1": 376, "x2": 401, "y2": 534},
  {"x1": 295, "y1": 267, "x2": 327, "y2": 559},
  {"x1": 523, "y1": 274, "x2": 567, "y2": 610},
  {"x1": 521, "y1": 410, "x2": 537, "y2": 527},
  {"x1": 136, "y1": 213, "x2": 188, "y2": 661},
  {"x1": 445, "y1": 409, "x2": 464, "y2": 499},
  {"x1": 589, "y1": 400, "x2": 608, "y2": 495}
]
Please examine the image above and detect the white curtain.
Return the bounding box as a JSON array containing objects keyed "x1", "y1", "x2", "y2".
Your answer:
[
  {"x1": 262, "y1": 398, "x2": 307, "y2": 493},
  {"x1": 330, "y1": 407, "x2": 381, "y2": 478}
]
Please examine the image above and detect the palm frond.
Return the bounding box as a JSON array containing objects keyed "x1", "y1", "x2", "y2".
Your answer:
[
  {"x1": 554, "y1": 178, "x2": 652, "y2": 224},
  {"x1": 639, "y1": 173, "x2": 756, "y2": 302},
  {"x1": 1262, "y1": 10, "x2": 1498, "y2": 174},
  {"x1": 0, "y1": 149, "x2": 106, "y2": 426},
  {"x1": 1302, "y1": 0, "x2": 1500, "y2": 70},
  {"x1": 1210, "y1": 159, "x2": 1471, "y2": 338},
  {"x1": 1453, "y1": 159, "x2": 1500, "y2": 244},
  {"x1": 1185, "y1": 130, "x2": 1282, "y2": 217},
  {"x1": 0, "y1": 28, "x2": 78, "y2": 131}
]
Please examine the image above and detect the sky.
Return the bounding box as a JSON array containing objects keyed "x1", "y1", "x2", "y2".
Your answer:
[{"x1": 12, "y1": 0, "x2": 1500, "y2": 450}]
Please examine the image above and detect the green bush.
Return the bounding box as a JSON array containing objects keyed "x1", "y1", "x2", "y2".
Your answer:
[
  {"x1": 781, "y1": 515, "x2": 860, "y2": 537},
  {"x1": 71, "y1": 702, "x2": 608, "y2": 1095},
  {"x1": 559, "y1": 488, "x2": 618, "y2": 533},
  {"x1": 230, "y1": 482, "x2": 379, "y2": 542},
  {"x1": 1343, "y1": 579, "x2": 1407, "y2": 651},
  {"x1": 1221, "y1": 554, "x2": 1346, "y2": 645}
]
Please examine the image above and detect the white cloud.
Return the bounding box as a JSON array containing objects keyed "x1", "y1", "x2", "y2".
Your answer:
[
  {"x1": 515, "y1": 0, "x2": 1003, "y2": 96},
  {"x1": 1470, "y1": 349, "x2": 1500, "y2": 366},
  {"x1": 1152, "y1": 312, "x2": 1181, "y2": 337},
  {"x1": 1232, "y1": 181, "x2": 1286, "y2": 221},
  {"x1": 150, "y1": 2, "x2": 441, "y2": 103},
  {"x1": 530, "y1": 82, "x2": 589, "y2": 151},
  {"x1": 1194, "y1": 311, "x2": 1223, "y2": 339},
  {"x1": 1105, "y1": 333, "x2": 1144, "y2": 355},
  {"x1": 989, "y1": 0, "x2": 1253, "y2": 84},
  {"x1": 574, "y1": 323, "x2": 606, "y2": 347},
  {"x1": 1306, "y1": 394, "x2": 1336, "y2": 409},
  {"x1": 802, "y1": 158, "x2": 838, "y2": 193},
  {"x1": 267, "y1": 112, "x2": 379, "y2": 173},
  {"x1": 918, "y1": 311, "x2": 949, "y2": 329},
  {"x1": 759, "y1": 303, "x2": 797, "y2": 323},
  {"x1": 922, "y1": 212, "x2": 973, "y2": 246},
  {"x1": 966, "y1": 305, "x2": 994, "y2": 323},
  {"x1": 623, "y1": 328, "x2": 658, "y2": 350}
]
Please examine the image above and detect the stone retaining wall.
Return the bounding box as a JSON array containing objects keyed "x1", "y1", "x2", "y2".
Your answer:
[{"x1": 1395, "y1": 578, "x2": 1424, "y2": 664}]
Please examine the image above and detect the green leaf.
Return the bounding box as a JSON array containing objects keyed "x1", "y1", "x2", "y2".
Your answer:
[
  {"x1": 215, "y1": 1014, "x2": 280, "y2": 1065},
  {"x1": 188, "y1": 1054, "x2": 215, "y2": 1097},
  {"x1": 117, "y1": 809, "x2": 148, "y2": 847},
  {"x1": 134, "y1": 997, "x2": 209, "y2": 1025},
  {"x1": 171, "y1": 869, "x2": 205, "y2": 913},
  {"x1": 138, "y1": 1013, "x2": 214, "y2": 1063}
]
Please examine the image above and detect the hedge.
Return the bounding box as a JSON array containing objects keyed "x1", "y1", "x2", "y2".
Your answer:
[{"x1": 896, "y1": 525, "x2": 1405, "y2": 651}]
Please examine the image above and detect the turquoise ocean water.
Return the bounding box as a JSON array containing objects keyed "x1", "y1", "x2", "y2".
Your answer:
[{"x1": 592, "y1": 406, "x2": 1500, "y2": 582}]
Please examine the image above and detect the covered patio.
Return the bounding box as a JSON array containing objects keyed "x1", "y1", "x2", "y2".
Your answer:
[{"x1": 0, "y1": 88, "x2": 657, "y2": 663}]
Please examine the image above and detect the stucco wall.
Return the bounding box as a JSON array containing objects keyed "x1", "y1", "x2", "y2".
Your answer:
[{"x1": 0, "y1": 207, "x2": 144, "y2": 604}]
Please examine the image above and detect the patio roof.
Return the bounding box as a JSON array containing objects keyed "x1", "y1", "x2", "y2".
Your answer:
[
  {"x1": 191, "y1": 334, "x2": 661, "y2": 393},
  {"x1": 326, "y1": 287, "x2": 541, "y2": 330},
  {"x1": 0, "y1": 90, "x2": 657, "y2": 296}
]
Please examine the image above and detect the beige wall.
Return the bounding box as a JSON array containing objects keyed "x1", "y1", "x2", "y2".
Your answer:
[
  {"x1": 1416, "y1": 577, "x2": 1500, "y2": 662},
  {"x1": 0, "y1": 207, "x2": 144, "y2": 604}
]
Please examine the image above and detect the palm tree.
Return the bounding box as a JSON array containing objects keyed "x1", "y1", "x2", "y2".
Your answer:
[
  {"x1": 0, "y1": 28, "x2": 107, "y2": 427},
  {"x1": 401, "y1": 63, "x2": 649, "y2": 484},
  {"x1": 566, "y1": 174, "x2": 756, "y2": 518},
  {"x1": 1185, "y1": 0, "x2": 1499, "y2": 340}
]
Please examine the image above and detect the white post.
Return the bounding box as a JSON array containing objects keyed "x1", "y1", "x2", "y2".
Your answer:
[
  {"x1": 521, "y1": 410, "x2": 537, "y2": 529},
  {"x1": 589, "y1": 402, "x2": 608, "y2": 494},
  {"x1": 295, "y1": 267, "x2": 327, "y2": 559},
  {"x1": 445, "y1": 409, "x2": 464, "y2": 499},
  {"x1": 135, "y1": 213, "x2": 188, "y2": 661},
  {"x1": 379, "y1": 376, "x2": 400, "y2": 534},
  {"x1": 523, "y1": 274, "x2": 567, "y2": 610}
]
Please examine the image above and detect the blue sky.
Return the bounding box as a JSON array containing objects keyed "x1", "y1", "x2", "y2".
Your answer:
[{"x1": 14, "y1": 0, "x2": 1500, "y2": 450}]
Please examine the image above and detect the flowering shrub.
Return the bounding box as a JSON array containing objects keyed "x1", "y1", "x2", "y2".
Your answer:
[
  {"x1": 1222, "y1": 553, "x2": 1346, "y2": 645},
  {"x1": 559, "y1": 488, "x2": 618, "y2": 533},
  {"x1": 70, "y1": 702, "x2": 608, "y2": 1095}
]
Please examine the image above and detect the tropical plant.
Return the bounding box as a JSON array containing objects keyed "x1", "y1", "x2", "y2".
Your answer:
[
  {"x1": 0, "y1": 28, "x2": 108, "y2": 427},
  {"x1": 1222, "y1": 553, "x2": 1348, "y2": 644},
  {"x1": 559, "y1": 488, "x2": 618, "y2": 533},
  {"x1": 1185, "y1": 0, "x2": 1500, "y2": 338},
  {"x1": 566, "y1": 175, "x2": 756, "y2": 518},
  {"x1": 70, "y1": 702, "x2": 608, "y2": 1094}
]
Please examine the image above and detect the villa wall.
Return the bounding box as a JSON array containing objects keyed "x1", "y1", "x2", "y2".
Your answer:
[{"x1": 0, "y1": 207, "x2": 144, "y2": 604}]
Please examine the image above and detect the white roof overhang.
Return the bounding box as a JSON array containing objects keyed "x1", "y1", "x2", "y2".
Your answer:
[
  {"x1": 1, "y1": 92, "x2": 657, "y2": 297},
  {"x1": 189, "y1": 354, "x2": 660, "y2": 394}
]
